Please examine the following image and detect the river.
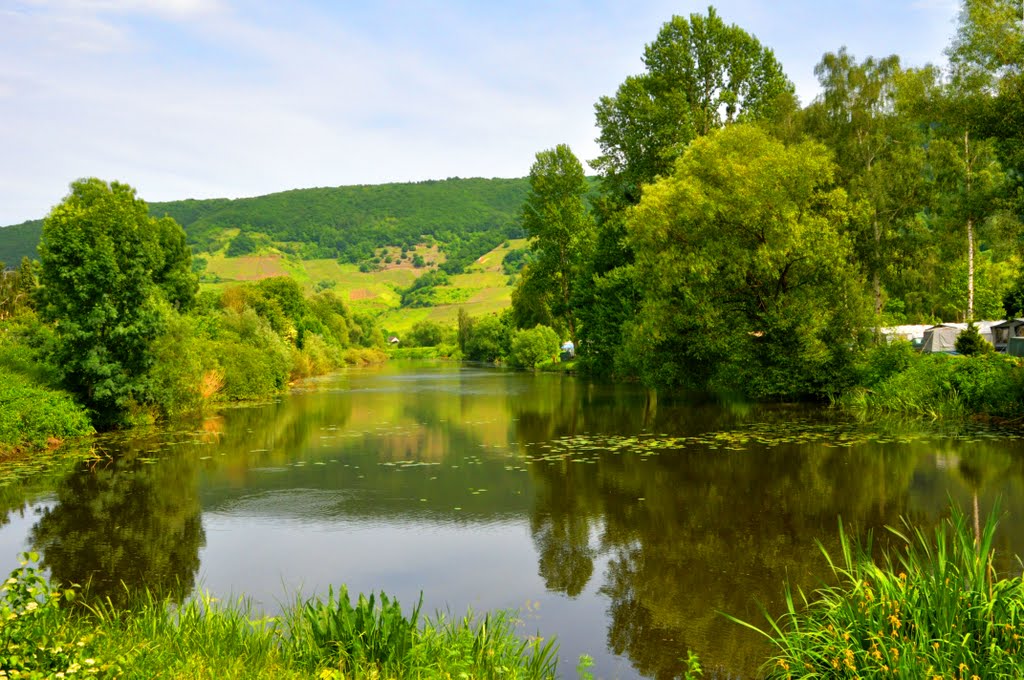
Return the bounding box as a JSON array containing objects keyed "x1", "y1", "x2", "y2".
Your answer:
[{"x1": 2, "y1": 360, "x2": 1024, "y2": 678}]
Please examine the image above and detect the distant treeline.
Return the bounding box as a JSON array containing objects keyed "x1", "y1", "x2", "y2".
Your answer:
[{"x1": 0, "y1": 177, "x2": 538, "y2": 273}]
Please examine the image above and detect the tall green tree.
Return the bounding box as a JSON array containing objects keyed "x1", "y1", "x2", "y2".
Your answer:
[
  {"x1": 580, "y1": 8, "x2": 795, "y2": 377},
  {"x1": 592, "y1": 6, "x2": 795, "y2": 204},
  {"x1": 38, "y1": 178, "x2": 196, "y2": 424},
  {"x1": 515, "y1": 144, "x2": 594, "y2": 342},
  {"x1": 947, "y1": 0, "x2": 1024, "y2": 282},
  {"x1": 923, "y1": 2, "x2": 1023, "y2": 322},
  {"x1": 622, "y1": 124, "x2": 867, "y2": 398},
  {"x1": 804, "y1": 49, "x2": 931, "y2": 321}
]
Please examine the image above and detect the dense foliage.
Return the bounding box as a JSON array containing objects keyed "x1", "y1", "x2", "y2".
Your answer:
[
  {"x1": 507, "y1": 1, "x2": 1024, "y2": 402},
  {"x1": 1, "y1": 179, "x2": 388, "y2": 447},
  {"x1": 619, "y1": 125, "x2": 866, "y2": 398},
  {"x1": 38, "y1": 179, "x2": 198, "y2": 426}
]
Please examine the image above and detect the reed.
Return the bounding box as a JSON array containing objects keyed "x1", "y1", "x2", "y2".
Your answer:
[{"x1": 729, "y1": 502, "x2": 1024, "y2": 678}]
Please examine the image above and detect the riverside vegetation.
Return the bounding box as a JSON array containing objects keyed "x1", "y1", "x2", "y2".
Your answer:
[
  {"x1": 0, "y1": 553, "x2": 559, "y2": 679},
  {"x1": 732, "y1": 502, "x2": 1024, "y2": 678},
  {"x1": 5, "y1": 0, "x2": 1024, "y2": 435}
]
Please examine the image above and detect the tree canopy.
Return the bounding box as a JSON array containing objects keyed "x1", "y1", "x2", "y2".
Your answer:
[
  {"x1": 619, "y1": 124, "x2": 867, "y2": 397},
  {"x1": 38, "y1": 178, "x2": 197, "y2": 423},
  {"x1": 515, "y1": 145, "x2": 595, "y2": 341},
  {"x1": 592, "y1": 6, "x2": 795, "y2": 204}
]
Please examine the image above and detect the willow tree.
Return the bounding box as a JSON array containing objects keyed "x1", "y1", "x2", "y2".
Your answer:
[
  {"x1": 580, "y1": 7, "x2": 795, "y2": 377},
  {"x1": 621, "y1": 124, "x2": 868, "y2": 398}
]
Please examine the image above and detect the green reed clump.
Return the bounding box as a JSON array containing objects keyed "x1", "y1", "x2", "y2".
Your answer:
[
  {"x1": 288, "y1": 585, "x2": 422, "y2": 672},
  {"x1": 841, "y1": 350, "x2": 1024, "y2": 418},
  {"x1": 0, "y1": 556, "x2": 560, "y2": 679},
  {"x1": 732, "y1": 502, "x2": 1024, "y2": 678},
  {"x1": 409, "y1": 610, "x2": 559, "y2": 679}
]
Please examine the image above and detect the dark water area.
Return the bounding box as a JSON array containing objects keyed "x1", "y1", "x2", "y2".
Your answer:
[{"x1": 3, "y1": 360, "x2": 1024, "y2": 678}]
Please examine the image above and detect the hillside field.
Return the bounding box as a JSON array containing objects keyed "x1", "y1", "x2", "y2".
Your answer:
[{"x1": 200, "y1": 239, "x2": 528, "y2": 333}]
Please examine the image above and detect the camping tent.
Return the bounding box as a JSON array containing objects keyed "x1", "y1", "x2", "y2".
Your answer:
[
  {"x1": 920, "y1": 322, "x2": 999, "y2": 353},
  {"x1": 921, "y1": 324, "x2": 961, "y2": 353},
  {"x1": 881, "y1": 324, "x2": 931, "y2": 346},
  {"x1": 991, "y1": 319, "x2": 1024, "y2": 351}
]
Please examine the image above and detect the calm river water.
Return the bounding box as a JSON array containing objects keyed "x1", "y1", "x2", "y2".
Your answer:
[{"x1": 3, "y1": 361, "x2": 1024, "y2": 678}]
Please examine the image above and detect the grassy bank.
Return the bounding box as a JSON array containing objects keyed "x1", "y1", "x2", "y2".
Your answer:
[
  {"x1": 733, "y1": 503, "x2": 1024, "y2": 678},
  {"x1": 0, "y1": 373, "x2": 93, "y2": 454},
  {"x1": 0, "y1": 554, "x2": 558, "y2": 679}
]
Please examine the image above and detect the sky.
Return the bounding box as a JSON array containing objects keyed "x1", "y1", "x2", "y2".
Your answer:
[{"x1": 0, "y1": 0, "x2": 962, "y2": 225}]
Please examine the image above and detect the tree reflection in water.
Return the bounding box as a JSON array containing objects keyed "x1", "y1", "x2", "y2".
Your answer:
[
  {"x1": 30, "y1": 435, "x2": 205, "y2": 607},
  {"x1": 517, "y1": 385, "x2": 1024, "y2": 677}
]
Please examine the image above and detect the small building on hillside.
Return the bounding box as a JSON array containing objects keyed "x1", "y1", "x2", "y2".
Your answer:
[{"x1": 388, "y1": 336, "x2": 400, "y2": 345}]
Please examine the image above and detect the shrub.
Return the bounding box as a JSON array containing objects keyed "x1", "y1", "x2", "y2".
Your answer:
[
  {"x1": 948, "y1": 353, "x2": 1024, "y2": 416},
  {"x1": 343, "y1": 348, "x2": 388, "y2": 366},
  {"x1": 955, "y1": 321, "x2": 993, "y2": 356},
  {"x1": 845, "y1": 352, "x2": 963, "y2": 417},
  {"x1": 856, "y1": 339, "x2": 917, "y2": 389},
  {"x1": 842, "y1": 351, "x2": 1024, "y2": 418},
  {"x1": 0, "y1": 373, "x2": 93, "y2": 450},
  {"x1": 464, "y1": 314, "x2": 510, "y2": 363},
  {"x1": 510, "y1": 325, "x2": 560, "y2": 369},
  {"x1": 0, "y1": 553, "x2": 99, "y2": 676},
  {"x1": 405, "y1": 320, "x2": 446, "y2": 347},
  {"x1": 147, "y1": 309, "x2": 220, "y2": 416}
]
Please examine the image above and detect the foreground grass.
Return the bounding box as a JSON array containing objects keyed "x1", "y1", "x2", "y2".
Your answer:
[
  {"x1": 0, "y1": 556, "x2": 558, "y2": 679},
  {"x1": 732, "y1": 503, "x2": 1024, "y2": 678}
]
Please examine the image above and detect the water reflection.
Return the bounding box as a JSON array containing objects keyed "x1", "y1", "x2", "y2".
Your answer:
[
  {"x1": 1, "y1": 362, "x2": 1023, "y2": 678},
  {"x1": 30, "y1": 440, "x2": 205, "y2": 606}
]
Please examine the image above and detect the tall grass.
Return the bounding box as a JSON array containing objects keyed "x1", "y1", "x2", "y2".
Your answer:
[
  {"x1": 730, "y1": 502, "x2": 1024, "y2": 678},
  {"x1": 0, "y1": 558, "x2": 560, "y2": 679}
]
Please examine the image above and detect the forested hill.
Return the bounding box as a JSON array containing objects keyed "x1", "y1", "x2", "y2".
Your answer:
[
  {"x1": 0, "y1": 220, "x2": 43, "y2": 266},
  {"x1": 0, "y1": 177, "x2": 531, "y2": 271}
]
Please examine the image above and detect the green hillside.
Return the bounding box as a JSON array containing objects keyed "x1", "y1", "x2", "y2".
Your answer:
[
  {"x1": 0, "y1": 177, "x2": 530, "y2": 272},
  {"x1": 0, "y1": 220, "x2": 44, "y2": 265}
]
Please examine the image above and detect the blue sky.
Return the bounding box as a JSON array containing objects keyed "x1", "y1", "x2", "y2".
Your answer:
[{"x1": 0, "y1": 0, "x2": 961, "y2": 225}]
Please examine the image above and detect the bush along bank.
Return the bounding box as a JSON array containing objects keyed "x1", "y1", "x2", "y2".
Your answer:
[{"x1": 840, "y1": 341, "x2": 1024, "y2": 419}]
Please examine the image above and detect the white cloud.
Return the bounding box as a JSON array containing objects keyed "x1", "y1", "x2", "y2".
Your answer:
[{"x1": 0, "y1": 0, "x2": 963, "y2": 225}]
